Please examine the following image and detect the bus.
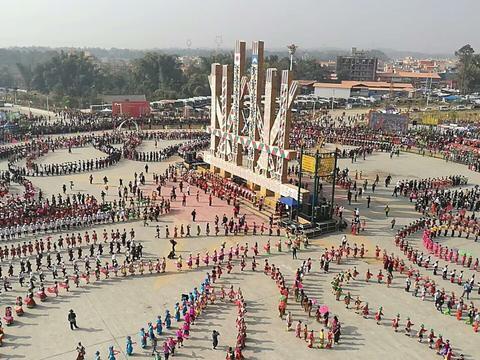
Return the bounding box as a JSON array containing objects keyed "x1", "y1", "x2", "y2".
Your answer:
[{"x1": 90, "y1": 104, "x2": 112, "y2": 113}]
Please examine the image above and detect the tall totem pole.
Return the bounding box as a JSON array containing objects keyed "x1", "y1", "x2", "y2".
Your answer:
[{"x1": 208, "y1": 40, "x2": 298, "y2": 186}]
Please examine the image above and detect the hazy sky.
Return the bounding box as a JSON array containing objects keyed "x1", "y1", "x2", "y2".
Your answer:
[{"x1": 1, "y1": 0, "x2": 478, "y2": 54}]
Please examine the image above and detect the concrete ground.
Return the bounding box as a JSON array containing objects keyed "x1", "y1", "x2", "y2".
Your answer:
[
  {"x1": 0, "y1": 141, "x2": 478, "y2": 360},
  {"x1": 136, "y1": 140, "x2": 184, "y2": 152}
]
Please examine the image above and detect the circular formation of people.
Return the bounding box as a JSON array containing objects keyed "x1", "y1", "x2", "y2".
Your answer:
[{"x1": 0, "y1": 108, "x2": 479, "y2": 360}]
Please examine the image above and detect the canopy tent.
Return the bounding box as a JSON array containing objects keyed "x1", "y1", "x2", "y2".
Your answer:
[
  {"x1": 443, "y1": 95, "x2": 461, "y2": 102},
  {"x1": 279, "y1": 196, "x2": 298, "y2": 207}
]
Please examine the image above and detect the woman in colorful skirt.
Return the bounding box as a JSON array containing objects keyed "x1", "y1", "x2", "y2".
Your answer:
[{"x1": 126, "y1": 336, "x2": 133, "y2": 355}]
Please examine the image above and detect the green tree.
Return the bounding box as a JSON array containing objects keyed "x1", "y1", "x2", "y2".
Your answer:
[
  {"x1": 131, "y1": 53, "x2": 185, "y2": 99},
  {"x1": 295, "y1": 58, "x2": 330, "y2": 81},
  {"x1": 30, "y1": 51, "x2": 104, "y2": 106},
  {"x1": 0, "y1": 67, "x2": 15, "y2": 88},
  {"x1": 455, "y1": 44, "x2": 480, "y2": 94},
  {"x1": 16, "y1": 63, "x2": 34, "y2": 90},
  {"x1": 264, "y1": 55, "x2": 290, "y2": 71}
]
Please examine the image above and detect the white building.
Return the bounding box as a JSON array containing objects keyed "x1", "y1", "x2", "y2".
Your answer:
[
  {"x1": 314, "y1": 82, "x2": 351, "y2": 99},
  {"x1": 313, "y1": 81, "x2": 414, "y2": 99}
]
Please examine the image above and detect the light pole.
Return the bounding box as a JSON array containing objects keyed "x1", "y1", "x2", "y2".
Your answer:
[
  {"x1": 296, "y1": 142, "x2": 305, "y2": 224},
  {"x1": 287, "y1": 44, "x2": 298, "y2": 72},
  {"x1": 426, "y1": 77, "x2": 432, "y2": 108}
]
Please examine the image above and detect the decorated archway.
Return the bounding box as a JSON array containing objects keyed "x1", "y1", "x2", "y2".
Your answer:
[{"x1": 116, "y1": 118, "x2": 141, "y2": 132}]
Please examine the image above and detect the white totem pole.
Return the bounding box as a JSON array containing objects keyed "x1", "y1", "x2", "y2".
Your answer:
[{"x1": 208, "y1": 40, "x2": 298, "y2": 184}]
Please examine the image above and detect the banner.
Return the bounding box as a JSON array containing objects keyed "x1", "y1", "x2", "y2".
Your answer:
[
  {"x1": 301, "y1": 154, "x2": 316, "y2": 173},
  {"x1": 318, "y1": 156, "x2": 335, "y2": 177},
  {"x1": 302, "y1": 154, "x2": 335, "y2": 176},
  {"x1": 422, "y1": 114, "x2": 439, "y2": 126}
]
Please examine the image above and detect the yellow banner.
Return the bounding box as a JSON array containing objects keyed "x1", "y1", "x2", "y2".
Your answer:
[
  {"x1": 302, "y1": 154, "x2": 335, "y2": 176},
  {"x1": 422, "y1": 115, "x2": 439, "y2": 125},
  {"x1": 301, "y1": 154, "x2": 316, "y2": 173},
  {"x1": 318, "y1": 156, "x2": 335, "y2": 177}
]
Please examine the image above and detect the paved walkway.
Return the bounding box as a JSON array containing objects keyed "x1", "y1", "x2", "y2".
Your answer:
[{"x1": 0, "y1": 144, "x2": 478, "y2": 359}]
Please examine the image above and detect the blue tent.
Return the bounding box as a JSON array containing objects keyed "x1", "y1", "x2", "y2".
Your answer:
[
  {"x1": 444, "y1": 95, "x2": 461, "y2": 102},
  {"x1": 279, "y1": 196, "x2": 298, "y2": 207}
]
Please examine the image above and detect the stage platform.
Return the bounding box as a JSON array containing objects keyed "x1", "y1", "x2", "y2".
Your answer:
[{"x1": 280, "y1": 218, "x2": 343, "y2": 238}]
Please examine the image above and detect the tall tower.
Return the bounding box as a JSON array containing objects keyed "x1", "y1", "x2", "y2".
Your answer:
[{"x1": 208, "y1": 40, "x2": 298, "y2": 187}]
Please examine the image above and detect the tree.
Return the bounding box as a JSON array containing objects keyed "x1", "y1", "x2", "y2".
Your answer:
[
  {"x1": 295, "y1": 59, "x2": 330, "y2": 81},
  {"x1": 180, "y1": 54, "x2": 231, "y2": 98},
  {"x1": 455, "y1": 44, "x2": 480, "y2": 94},
  {"x1": 0, "y1": 67, "x2": 15, "y2": 88},
  {"x1": 16, "y1": 63, "x2": 34, "y2": 89},
  {"x1": 100, "y1": 62, "x2": 134, "y2": 96},
  {"x1": 30, "y1": 51, "x2": 104, "y2": 106},
  {"x1": 131, "y1": 53, "x2": 185, "y2": 99}
]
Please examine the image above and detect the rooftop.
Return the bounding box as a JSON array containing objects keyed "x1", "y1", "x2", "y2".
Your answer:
[
  {"x1": 102, "y1": 94, "x2": 147, "y2": 103},
  {"x1": 378, "y1": 71, "x2": 441, "y2": 80},
  {"x1": 313, "y1": 81, "x2": 414, "y2": 90}
]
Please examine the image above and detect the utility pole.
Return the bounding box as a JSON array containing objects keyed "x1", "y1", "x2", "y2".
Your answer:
[
  {"x1": 311, "y1": 150, "x2": 320, "y2": 224},
  {"x1": 287, "y1": 44, "x2": 298, "y2": 72},
  {"x1": 426, "y1": 77, "x2": 432, "y2": 108},
  {"x1": 296, "y1": 146, "x2": 304, "y2": 224},
  {"x1": 330, "y1": 151, "x2": 338, "y2": 219}
]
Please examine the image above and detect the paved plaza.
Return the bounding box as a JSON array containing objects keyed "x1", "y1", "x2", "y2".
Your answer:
[
  {"x1": 1, "y1": 0, "x2": 478, "y2": 358},
  {"x1": 0, "y1": 138, "x2": 478, "y2": 360}
]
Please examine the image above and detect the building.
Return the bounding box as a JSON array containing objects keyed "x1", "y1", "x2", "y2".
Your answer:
[
  {"x1": 102, "y1": 94, "x2": 150, "y2": 118},
  {"x1": 418, "y1": 60, "x2": 437, "y2": 72},
  {"x1": 336, "y1": 48, "x2": 378, "y2": 81},
  {"x1": 102, "y1": 94, "x2": 146, "y2": 103},
  {"x1": 439, "y1": 71, "x2": 459, "y2": 89},
  {"x1": 383, "y1": 57, "x2": 455, "y2": 74},
  {"x1": 111, "y1": 101, "x2": 151, "y2": 118},
  {"x1": 377, "y1": 71, "x2": 441, "y2": 89},
  {"x1": 313, "y1": 81, "x2": 414, "y2": 99},
  {"x1": 297, "y1": 80, "x2": 316, "y2": 95},
  {"x1": 318, "y1": 60, "x2": 336, "y2": 70}
]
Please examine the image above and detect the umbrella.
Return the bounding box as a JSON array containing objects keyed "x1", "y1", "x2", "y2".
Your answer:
[{"x1": 320, "y1": 305, "x2": 329, "y2": 314}]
